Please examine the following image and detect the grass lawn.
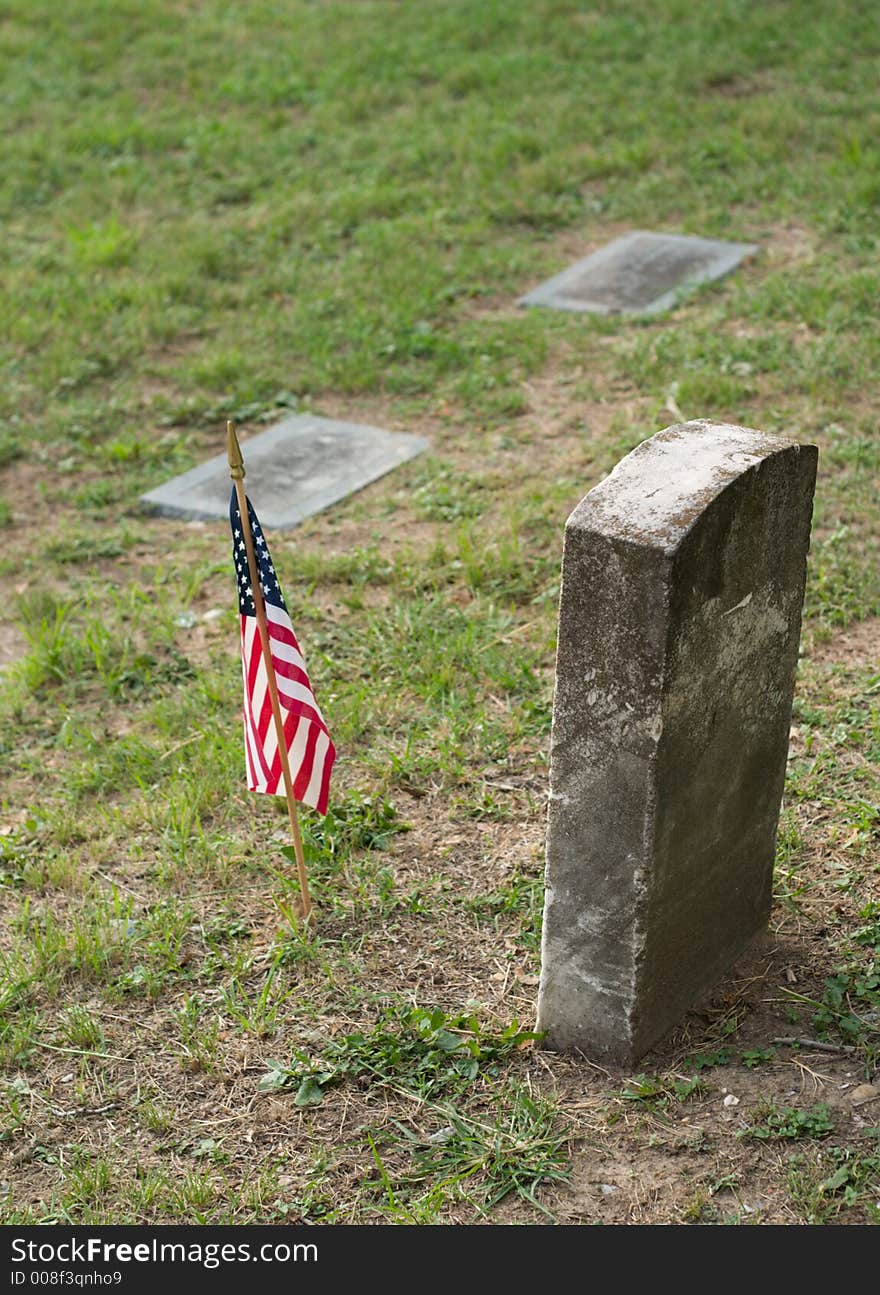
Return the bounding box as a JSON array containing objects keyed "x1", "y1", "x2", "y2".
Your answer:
[{"x1": 1, "y1": 0, "x2": 879, "y2": 1224}]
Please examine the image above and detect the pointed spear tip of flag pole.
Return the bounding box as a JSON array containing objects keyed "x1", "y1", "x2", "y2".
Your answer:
[{"x1": 227, "y1": 420, "x2": 245, "y2": 480}]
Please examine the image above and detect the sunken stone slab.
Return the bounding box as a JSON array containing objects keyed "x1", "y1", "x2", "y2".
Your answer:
[
  {"x1": 536, "y1": 421, "x2": 817, "y2": 1065},
  {"x1": 518, "y1": 231, "x2": 757, "y2": 316},
  {"x1": 141, "y1": 415, "x2": 429, "y2": 529}
]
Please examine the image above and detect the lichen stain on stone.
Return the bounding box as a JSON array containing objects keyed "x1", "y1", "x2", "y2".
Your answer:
[{"x1": 721, "y1": 592, "x2": 753, "y2": 616}]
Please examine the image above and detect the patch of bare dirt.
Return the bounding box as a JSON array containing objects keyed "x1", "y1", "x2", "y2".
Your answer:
[
  {"x1": 701, "y1": 70, "x2": 775, "y2": 99},
  {"x1": 808, "y1": 614, "x2": 880, "y2": 670},
  {"x1": 548, "y1": 931, "x2": 876, "y2": 1224},
  {"x1": 0, "y1": 620, "x2": 25, "y2": 672},
  {"x1": 761, "y1": 222, "x2": 817, "y2": 268}
]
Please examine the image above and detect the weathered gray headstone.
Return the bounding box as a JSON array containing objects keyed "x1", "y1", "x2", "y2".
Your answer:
[
  {"x1": 518, "y1": 231, "x2": 757, "y2": 316},
  {"x1": 141, "y1": 414, "x2": 429, "y2": 529},
  {"x1": 537, "y1": 421, "x2": 817, "y2": 1064}
]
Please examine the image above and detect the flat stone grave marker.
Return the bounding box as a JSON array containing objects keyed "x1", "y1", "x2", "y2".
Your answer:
[
  {"x1": 537, "y1": 420, "x2": 817, "y2": 1064},
  {"x1": 518, "y1": 230, "x2": 757, "y2": 316},
  {"x1": 141, "y1": 414, "x2": 429, "y2": 529}
]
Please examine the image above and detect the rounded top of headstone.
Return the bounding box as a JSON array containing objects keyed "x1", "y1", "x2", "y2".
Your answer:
[{"x1": 569, "y1": 420, "x2": 810, "y2": 551}]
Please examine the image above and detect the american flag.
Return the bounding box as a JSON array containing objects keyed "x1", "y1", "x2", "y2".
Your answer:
[{"x1": 230, "y1": 489, "x2": 335, "y2": 815}]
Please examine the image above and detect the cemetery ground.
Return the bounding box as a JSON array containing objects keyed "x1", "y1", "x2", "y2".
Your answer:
[{"x1": 1, "y1": 0, "x2": 879, "y2": 1226}]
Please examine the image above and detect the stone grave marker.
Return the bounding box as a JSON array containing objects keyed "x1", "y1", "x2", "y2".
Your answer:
[
  {"x1": 537, "y1": 420, "x2": 817, "y2": 1064},
  {"x1": 141, "y1": 414, "x2": 429, "y2": 529},
  {"x1": 518, "y1": 231, "x2": 757, "y2": 316}
]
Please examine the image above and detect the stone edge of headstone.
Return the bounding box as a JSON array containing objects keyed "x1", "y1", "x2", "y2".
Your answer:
[
  {"x1": 569, "y1": 419, "x2": 809, "y2": 551},
  {"x1": 517, "y1": 230, "x2": 759, "y2": 315}
]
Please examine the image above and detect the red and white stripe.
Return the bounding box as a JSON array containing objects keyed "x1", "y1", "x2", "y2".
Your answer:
[{"x1": 240, "y1": 601, "x2": 335, "y2": 814}]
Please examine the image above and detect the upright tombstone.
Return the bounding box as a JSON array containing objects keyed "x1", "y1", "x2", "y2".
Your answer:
[{"x1": 537, "y1": 421, "x2": 817, "y2": 1064}]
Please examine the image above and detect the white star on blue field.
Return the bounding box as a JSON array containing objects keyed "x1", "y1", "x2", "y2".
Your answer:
[{"x1": 229, "y1": 489, "x2": 286, "y2": 615}]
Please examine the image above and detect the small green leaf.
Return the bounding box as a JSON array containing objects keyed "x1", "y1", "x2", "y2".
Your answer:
[
  {"x1": 434, "y1": 1029, "x2": 465, "y2": 1053},
  {"x1": 258, "y1": 1064, "x2": 288, "y2": 1092},
  {"x1": 820, "y1": 1165, "x2": 851, "y2": 1192},
  {"x1": 295, "y1": 1076, "x2": 327, "y2": 1107}
]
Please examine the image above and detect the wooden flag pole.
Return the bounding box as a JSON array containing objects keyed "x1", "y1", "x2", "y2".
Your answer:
[{"x1": 227, "y1": 420, "x2": 313, "y2": 925}]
